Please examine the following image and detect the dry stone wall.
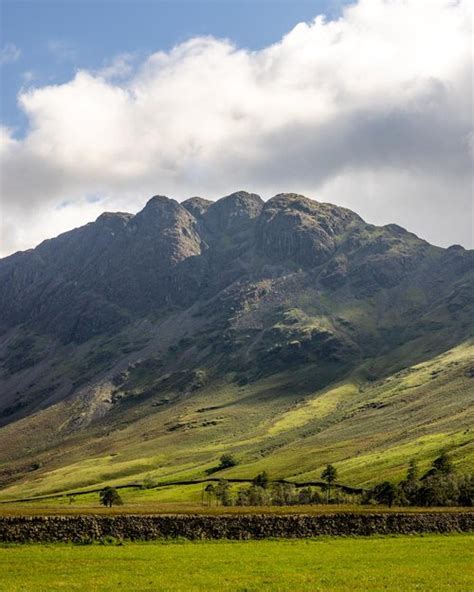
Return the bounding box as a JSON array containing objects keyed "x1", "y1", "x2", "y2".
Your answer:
[{"x1": 1, "y1": 512, "x2": 473, "y2": 543}]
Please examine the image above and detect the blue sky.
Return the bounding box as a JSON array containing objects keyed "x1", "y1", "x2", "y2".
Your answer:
[
  {"x1": 1, "y1": 0, "x2": 350, "y2": 134},
  {"x1": 0, "y1": 0, "x2": 471, "y2": 255}
]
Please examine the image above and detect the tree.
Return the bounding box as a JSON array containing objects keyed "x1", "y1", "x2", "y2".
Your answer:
[
  {"x1": 272, "y1": 483, "x2": 296, "y2": 505},
  {"x1": 321, "y1": 464, "x2": 338, "y2": 502},
  {"x1": 215, "y1": 479, "x2": 232, "y2": 506},
  {"x1": 204, "y1": 483, "x2": 215, "y2": 506},
  {"x1": 406, "y1": 459, "x2": 419, "y2": 482},
  {"x1": 205, "y1": 453, "x2": 239, "y2": 475},
  {"x1": 416, "y1": 474, "x2": 459, "y2": 507},
  {"x1": 219, "y1": 454, "x2": 238, "y2": 469},
  {"x1": 252, "y1": 471, "x2": 269, "y2": 489},
  {"x1": 457, "y1": 474, "x2": 474, "y2": 507},
  {"x1": 373, "y1": 481, "x2": 398, "y2": 508},
  {"x1": 311, "y1": 489, "x2": 323, "y2": 504},
  {"x1": 248, "y1": 485, "x2": 271, "y2": 506},
  {"x1": 99, "y1": 486, "x2": 123, "y2": 508},
  {"x1": 236, "y1": 487, "x2": 250, "y2": 506},
  {"x1": 298, "y1": 487, "x2": 313, "y2": 505},
  {"x1": 399, "y1": 459, "x2": 420, "y2": 505},
  {"x1": 432, "y1": 452, "x2": 454, "y2": 476}
]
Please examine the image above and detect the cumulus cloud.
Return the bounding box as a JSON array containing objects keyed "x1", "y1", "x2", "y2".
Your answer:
[
  {"x1": 0, "y1": 43, "x2": 21, "y2": 65},
  {"x1": 1, "y1": 0, "x2": 472, "y2": 256}
]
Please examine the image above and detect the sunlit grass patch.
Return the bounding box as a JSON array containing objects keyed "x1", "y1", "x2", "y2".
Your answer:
[{"x1": 0, "y1": 535, "x2": 472, "y2": 592}]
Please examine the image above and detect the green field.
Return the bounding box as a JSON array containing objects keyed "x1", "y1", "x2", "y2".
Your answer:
[
  {"x1": 2, "y1": 502, "x2": 471, "y2": 516},
  {"x1": 1, "y1": 535, "x2": 472, "y2": 591}
]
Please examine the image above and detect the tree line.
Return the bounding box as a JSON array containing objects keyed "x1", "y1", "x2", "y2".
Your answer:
[
  {"x1": 202, "y1": 454, "x2": 472, "y2": 508},
  {"x1": 201, "y1": 467, "x2": 353, "y2": 507},
  {"x1": 365, "y1": 453, "x2": 473, "y2": 508},
  {"x1": 97, "y1": 452, "x2": 473, "y2": 508}
]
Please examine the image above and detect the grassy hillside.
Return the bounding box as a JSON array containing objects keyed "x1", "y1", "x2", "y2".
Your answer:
[{"x1": 0, "y1": 341, "x2": 472, "y2": 501}]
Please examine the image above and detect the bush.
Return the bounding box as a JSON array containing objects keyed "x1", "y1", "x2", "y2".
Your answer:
[
  {"x1": 205, "y1": 453, "x2": 239, "y2": 475},
  {"x1": 142, "y1": 475, "x2": 157, "y2": 489},
  {"x1": 219, "y1": 454, "x2": 238, "y2": 469}
]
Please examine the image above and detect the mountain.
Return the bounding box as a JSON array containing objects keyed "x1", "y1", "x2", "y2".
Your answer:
[{"x1": 0, "y1": 191, "x2": 473, "y2": 499}]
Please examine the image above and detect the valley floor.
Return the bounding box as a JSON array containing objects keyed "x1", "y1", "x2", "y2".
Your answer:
[
  {"x1": 1, "y1": 534, "x2": 472, "y2": 591},
  {"x1": 0, "y1": 501, "x2": 471, "y2": 516}
]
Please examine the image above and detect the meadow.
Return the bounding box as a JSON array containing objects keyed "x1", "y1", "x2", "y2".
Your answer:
[
  {"x1": 0, "y1": 499, "x2": 471, "y2": 516},
  {"x1": 1, "y1": 534, "x2": 472, "y2": 591}
]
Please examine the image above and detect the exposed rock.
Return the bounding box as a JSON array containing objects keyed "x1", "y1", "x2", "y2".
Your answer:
[
  {"x1": 204, "y1": 190, "x2": 263, "y2": 233},
  {"x1": 182, "y1": 196, "x2": 213, "y2": 218},
  {"x1": 0, "y1": 190, "x2": 472, "y2": 429}
]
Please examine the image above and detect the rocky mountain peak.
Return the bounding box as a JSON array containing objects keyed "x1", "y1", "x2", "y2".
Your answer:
[
  {"x1": 182, "y1": 197, "x2": 213, "y2": 219},
  {"x1": 134, "y1": 195, "x2": 188, "y2": 226},
  {"x1": 257, "y1": 193, "x2": 362, "y2": 266},
  {"x1": 204, "y1": 191, "x2": 264, "y2": 232},
  {"x1": 95, "y1": 211, "x2": 133, "y2": 230}
]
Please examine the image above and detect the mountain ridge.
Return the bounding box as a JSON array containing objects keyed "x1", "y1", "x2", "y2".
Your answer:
[{"x1": 0, "y1": 191, "x2": 472, "y2": 499}]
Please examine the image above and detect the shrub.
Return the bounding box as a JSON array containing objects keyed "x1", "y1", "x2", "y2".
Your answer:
[
  {"x1": 219, "y1": 454, "x2": 238, "y2": 469},
  {"x1": 142, "y1": 475, "x2": 157, "y2": 489}
]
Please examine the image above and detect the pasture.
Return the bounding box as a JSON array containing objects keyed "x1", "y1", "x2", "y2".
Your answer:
[{"x1": 1, "y1": 534, "x2": 472, "y2": 591}]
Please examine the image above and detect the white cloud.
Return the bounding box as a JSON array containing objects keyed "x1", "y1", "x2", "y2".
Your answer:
[
  {"x1": 0, "y1": 43, "x2": 21, "y2": 65},
  {"x1": 1, "y1": 0, "x2": 472, "y2": 256},
  {"x1": 96, "y1": 53, "x2": 137, "y2": 80}
]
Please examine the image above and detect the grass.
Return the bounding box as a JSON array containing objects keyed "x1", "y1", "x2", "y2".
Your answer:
[
  {"x1": 0, "y1": 342, "x2": 472, "y2": 501},
  {"x1": 267, "y1": 383, "x2": 359, "y2": 436},
  {"x1": 1, "y1": 501, "x2": 470, "y2": 516},
  {"x1": 0, "y1": 535, "x2": 472, "y2": 591}
]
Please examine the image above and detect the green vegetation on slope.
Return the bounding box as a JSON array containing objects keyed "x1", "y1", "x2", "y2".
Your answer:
[{"x1": 0, "y1": 342, "x2": 472, "y2": 501}]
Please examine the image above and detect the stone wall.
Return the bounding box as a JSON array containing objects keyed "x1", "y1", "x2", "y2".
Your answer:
[{"x1": 1, "y1": 512, "x2": 473, "y2": 543}]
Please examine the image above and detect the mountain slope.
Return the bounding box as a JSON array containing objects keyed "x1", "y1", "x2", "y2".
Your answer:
[{"x1": 0, "y1": 192, "x2": 472, "y2": 499}]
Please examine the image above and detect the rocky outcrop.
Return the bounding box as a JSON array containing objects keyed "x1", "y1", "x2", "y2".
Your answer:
[
  {"x1": 203, "y1": 191, "x2": 263, "y2": 233},
  {"x1": 182, "y1": 196, "x2": 213, "y2": 219},
  {"x1": 257, "y1": 194, "x2": 361, "y2": 267}
]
